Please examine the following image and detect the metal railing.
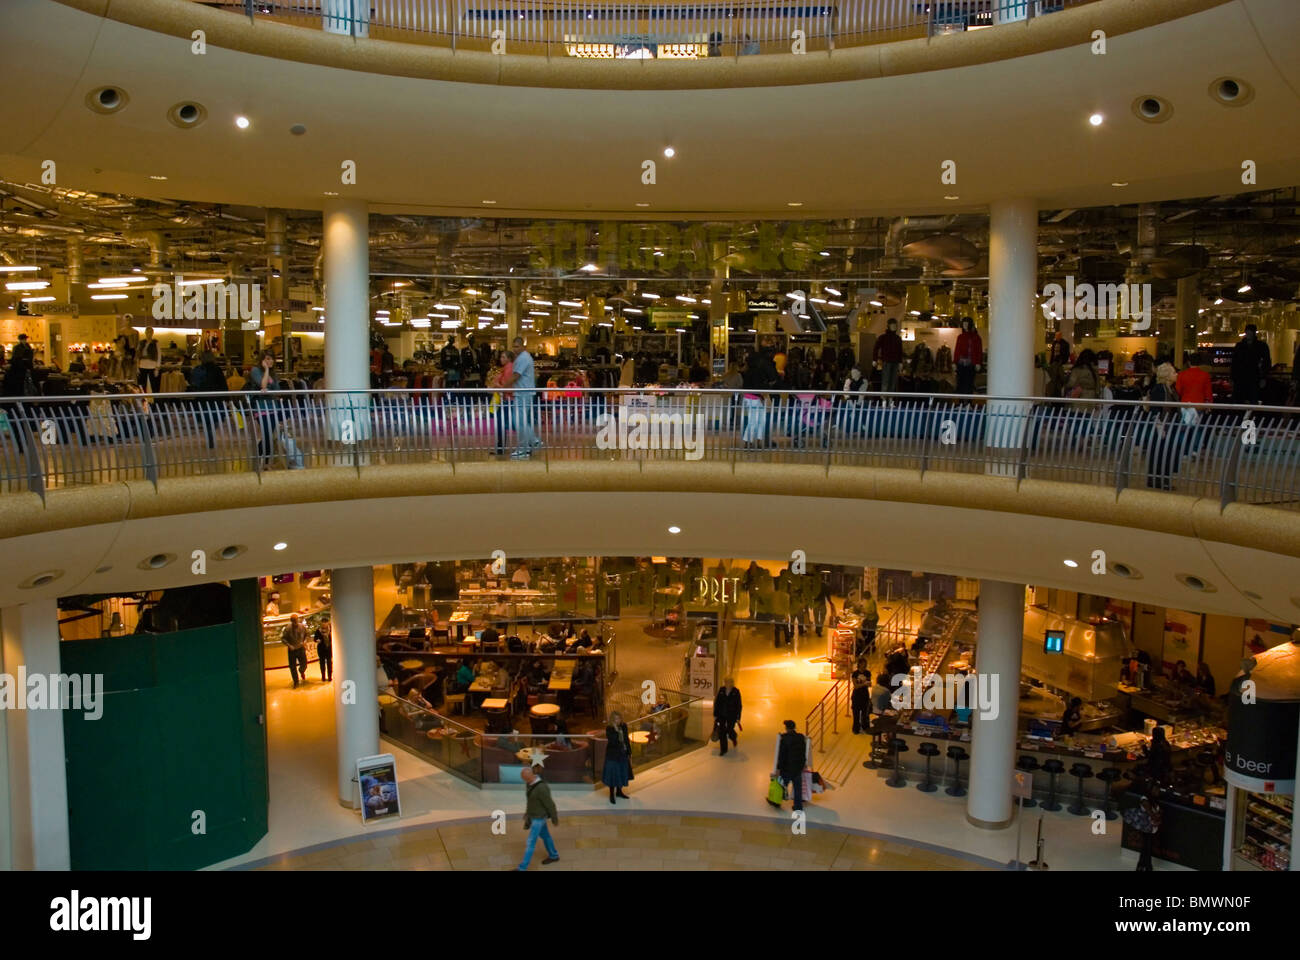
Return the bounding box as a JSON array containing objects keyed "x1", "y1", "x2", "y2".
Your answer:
[
  {"x1": 2, "y1": 388, "x2": 1298, "y2": 512},
  {"x1": 805, "y1": 676, "x2": 850, "y2": 753},
  {"x1": 221, "y1": 0, "x2": 1098, "y2": 57}
]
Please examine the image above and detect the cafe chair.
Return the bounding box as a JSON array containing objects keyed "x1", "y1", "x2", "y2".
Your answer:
[
  {"x1": 1040, "y1": 758, "x2": 1066, "y2": 812},
  {"x1": 1096, "y1": 767, "x2": 1122, "y2": 821},
  {"x1": 945, "y1": 745, "x2": 970, "y2": 797},
  {"x1": 916, "y1": 741, "x2": 940, "y2": 793},
  {"x1": 886, "y1": 739, "x2": 909, "y2": 788},
  {"x1": 443, "y1": 692, "x2": 467, "y2": 717},
  {"x1": 1067, "y1": 762, "x2": 1094, "y2": 816},
  {"x1": 1015, "y1": 756, "x2": 1040, "y2": 808}
]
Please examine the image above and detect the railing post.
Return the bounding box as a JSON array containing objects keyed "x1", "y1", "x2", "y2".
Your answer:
[
  {"x1": 1015, "y1": 402, "x2": 1033, "y2": 483},
  {"x1": 1220, "y1": 412, "x2": 1247, "y2": 510},
  {"x1": 918, "y1": 395, "x2": 934, "y2": 476},
  {"x1": 135, "y1": 403, "x2": 159, "y2": 489},
  {"x1": 15, "y1": 404, "x2": 46, "y2": 501},
  {"x1": 1114, "y1": 405, "x2": 1139, "y2": 496}
]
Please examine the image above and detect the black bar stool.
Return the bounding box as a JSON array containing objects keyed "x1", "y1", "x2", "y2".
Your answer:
[
  {"x1": 945, "y1": 746, "x2": 969, "y2": 797},
  {"x1": 1096, "y1": 767, "x2": 1122, "y2": 821},
  {"x1": 886, "y1": 739, "x2": 909, "y2": 788},
  {"x1": 1067, "y1": 762, "x2": 1094, "y2": 816},
  {"x1": 1015, "y1": 756, "x2": 1040, "y2": 808},
  {"x1": 863, "y1": 715, "x2": 896, "y2": 770},
  {"x1": 916, "y1": 741, "x2": 940, "y2": 792},
  {"x1": 1040, "y1": 758, "x2": 1065, "y2": 811}
]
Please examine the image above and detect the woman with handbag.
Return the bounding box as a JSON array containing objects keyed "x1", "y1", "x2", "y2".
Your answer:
[
  {"x1": 1124, "y1": 783, "x2": 1164, "y2": 871},
  {"x1": 602, "y1": 710, "x2": 633, "y2": 804}
]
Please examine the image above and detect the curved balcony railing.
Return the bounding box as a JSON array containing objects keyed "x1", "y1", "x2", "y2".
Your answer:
[
  {"x1": 217, "y1": 0, "x2": 1095, "y2": 57},
  {"x1": 2, "y1": 388, "x2": 1297, "y2": 512}
]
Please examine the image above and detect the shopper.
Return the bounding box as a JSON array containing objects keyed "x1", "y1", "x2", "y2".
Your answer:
[
  {"x1": 741, "y1": 347, "x2": 777, "y2": 448},
  {"x1": 1145, "y1": 725, "x2": 1173, "y2": 785},
  {"x1": 811, "y1": 574, "x2": 836, "y2": 635},
  {"x1": 713, "y1": 677, "x2": 743, "y2": 756},
  {"x1": 516, "y1": 765, "x2": 560, "y2": 870},
  {"x1": 873, "y1": 319, "x2": 904, "y2": 394},
  {"x1": 281, "y1": 613, "x2": 310, "y2": 688},
  {"x1": 1145, "y1": 363, "x2": 1182, "y2": 490},
  {"x1": 603, "y1": 710, "x2": 633, "y2": 803},
  {"x1": 1231, "y1": 324, "x2": 1271, "y2": 405},
  {"x1": 313, "y1": 619, "x2": 333, "y2": 682},
  {"x1": 490, "y1": 348, "x2": 514, "y2": 455},
  {"x1": 1065, "y1": 349, "x2": 1102, "y2": 399},
  {"x1": 247, "y1": 350, "x2": 284, "y2": 470},
  {"x1": 508, "y1": 336, "x2": 540, "y2": 459},
  {"x1": 10, "y1": 333, "x2": 34, "y2": 367},
  {"x1": 953, "y1": 317, "x2": 983, "y2": 395},
  {"x1": 771, "y1": 720, "x2": 811, "y2": 812},
  {"x1": 858, "y1": 590, "x2": 879, "y2": 657},
  {"x1": 137, "y1": 326, "x2": 161, "y2": 392},
  {"x1": 851, "y1": 661, "x2": 873, "y2": 734},
  {"x1": 1129, "y1": 783, "x2": 1163, "y2": 872}
]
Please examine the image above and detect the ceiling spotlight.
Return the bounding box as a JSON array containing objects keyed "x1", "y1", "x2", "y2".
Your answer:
[
  {"x1": 1213, "y1": 298, "x2": 1223, "y2": 305},
  {"x1": 580, "y1": 263, "x2": 599, "y2": 272},
  {"x1": 1063, "y1": 559, "x2": 1079, "y2": 568},
  {"x1": 663, "y1": 147, "x2": 675, "y2": 158},
  {"x1": 273, "y1": 542, "x2": 288, "y2": 551},
  {"x1": 482, "y1": 200, "x2": 497, "y2": 204},
  {"x1": 668, "y1": 526, "x2": 681, "y2": 534},
  {"x1": 1088, "y1": 113, "x2": 1104, "y2": 126},
  {"x1": 235, "y1": 116, "x2": 251, "y2": 129},
  {"x1": 149, "y1": 175, "x2": 168, "y2": 181},
  {"x1": 943, "y1": 195, "x2": 960, "y2": 200},
  {"x1": 787, "y1": 201, "x2": 803, "y2": 207},
  {"x1": 1238, "y1": 283, "x2": 1252, "y2": 293},
  {"x1": 635, "y1": 203, "x2": 650, "y2": 208},
  {"x1": 1111, "y1": 181, "x2": 1129, "y2": 187}
]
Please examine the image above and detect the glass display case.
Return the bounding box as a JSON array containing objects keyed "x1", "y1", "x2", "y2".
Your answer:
[{"x1": 1233, "y1": 791, "x2": 1292, "y2": 871}]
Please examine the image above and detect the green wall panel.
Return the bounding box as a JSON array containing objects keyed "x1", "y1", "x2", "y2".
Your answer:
[{"x1": 60, "y1": 580, "x2": 267, "y2": 870}]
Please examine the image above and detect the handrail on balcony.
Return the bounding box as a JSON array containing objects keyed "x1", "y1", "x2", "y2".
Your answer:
[
  {"x1": 208, "y1": 0, "x2": 1102, "y2": 57},
  {"x1": 1, "y1": 388, "x2": 1297, "y2": 516}
]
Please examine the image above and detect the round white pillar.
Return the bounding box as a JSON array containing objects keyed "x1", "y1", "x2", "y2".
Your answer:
[
  {"x1": 986, "y1": 198, "x2": 1038, "y2": 468},
  {"x1": 966, "y1": 580, "x2": 1025, "y2": 829},
  {"x1": 323, "y1": 200, "x2": 370, "y2": 448},
  {"x1": 332, "y1": 565, "x2": 378, "y2": 807}
]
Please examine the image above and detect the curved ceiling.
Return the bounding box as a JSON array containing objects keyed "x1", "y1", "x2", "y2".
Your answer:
[
  {"x1": 2, "y1": 462, "x2": 1298, "y2": 621},
  {"x1": 0, "y1": 0, "x2": 1298, "y2": 218}
]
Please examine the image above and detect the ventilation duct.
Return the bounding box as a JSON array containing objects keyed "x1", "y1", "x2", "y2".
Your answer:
[{"x1": 65, "y1": 236, "x2": 83, "y2": 284}]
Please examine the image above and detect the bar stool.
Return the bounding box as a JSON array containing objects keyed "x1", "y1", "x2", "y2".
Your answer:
[
  {"x1": 1015, "y1": 756, "x2": 1040, "y2": 808},
  {"x1": 1096, "y1": 767, "x2": 1122, "y2": 821},
  {"x1": 945, "y1": 746, "x2": 970, "y2": 797},
  {"x1": 863, "y1": 715, "x2": 896, "y2": 770},
  {"x1": 1068, "y1": 762, "x2": 1094, "y2": 816},
  {"x1": 886, "y1": 740, "x2": 909, "y2": 788},
  {"x1": 1040, "y1": 758, "x2": 1066, "y2": 812},
  {"x1": 916, "y1": 741, "x2": 940, "y2": 793}
]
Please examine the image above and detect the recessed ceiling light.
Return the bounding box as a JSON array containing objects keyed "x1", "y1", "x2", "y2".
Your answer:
[
  {"x1": 943, "y1": 195, "x2": 959, "y2": 200},
  {"x1": 635, "y1": 202, "x2": 650, "y2": 208},
  {"x1": 580, "y1": 263, "x2": 599, "y2": 272},
  {"x1": 663, "y1": 147, "x2": 675, "y2": 158},
  {"x1": 787, "y1": 202, "x2": 803, "y2": 207},
  {"x1": 1088, "y1": 113, "x2": 1104, "y2": 126},
  {"x1": 1238, "y1": 283, "x2": 1252, "y2": 293},
  {"x1": 1063, "y1": 559, "x2": 1078, "y2": 568},
  {"x1": 149, "y1": 175, "x2": 168, "y2": 181},
  {"x1": 21, "y1": 296, "x2": 55, "y2": 303},
  {"x1": 324, "y1": 191, "x2": 338, "y2": 197},
  {"x1": 482, "y1": 200, "x2": 497, "y2": 204},
  {"x1": 91, "y1": 293, "x2": 128, "y2": 300},
  {"x1": 273, "y1": 542, "x2": 288, "y2": 551},
  {"x1": 1111, "y1": 181, "x2": 1129, "y2": 187},
  {"x1": 0, "y1": 265, "x2": 39, "y2": 273},
  {"x1": 5, "y1": 280, "x2": 50, "y2": 290},
  {"x1": 235, "y1": 115, "x2": 251, "y2": 129},
  {"x1": 668, "y1": 526, "x2": 681, "y2": 534},
  {"x1": 1213, "y1": 298, "x2": 1223, "y2": 305}
]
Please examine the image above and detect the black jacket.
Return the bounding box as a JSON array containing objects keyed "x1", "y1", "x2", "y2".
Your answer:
[
  {"x1": 605, "y1": 722, "x2": 632, "y2": 762},
  {"x1": 1231, "y1": 338, "x2": 1271, "y2": 384},
  {"x1": 713, "y1": 686, "x2": 742, "y2": 724}
]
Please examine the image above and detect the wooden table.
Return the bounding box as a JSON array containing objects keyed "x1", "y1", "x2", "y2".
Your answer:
[
  {"x1": 548, "y1": 662, "x2": 575, "y2": 691},
  {"x1": 377, "y1": 694, "x2": 396, "y2": 706},
  {"x1": 468, "y1": 677, "x2": 495, "y2": 693},
  {"x1": 481, "y1": 697, "x2": 509, "y2": 711},
  {"x1": 399, "y1": 659, "x2": 424, "y2": 670},
  {"x1": 530, "y1": 703, "x2": 561, "y2": 717}
]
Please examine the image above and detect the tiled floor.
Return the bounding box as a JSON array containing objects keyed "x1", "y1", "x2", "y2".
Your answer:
[
  {"x1": 213, "y1": 587, "x2": 1173, "y2": 872},
  {"x1": 244, "y1": 813, "x2": 996, "y2": 871}
]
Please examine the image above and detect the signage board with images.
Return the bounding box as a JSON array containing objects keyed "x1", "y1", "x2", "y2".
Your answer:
[
  {"x1": 689, "y1": 655, "x2": 716, "y2": 699},
  {"x1": 357, "y1": 753, "x2": 401, "y2": 823}
]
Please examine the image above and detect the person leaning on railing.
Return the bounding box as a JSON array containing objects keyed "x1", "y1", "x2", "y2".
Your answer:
[{"x1": 246, "y1": 350, "x2": 285, "y2": 469}]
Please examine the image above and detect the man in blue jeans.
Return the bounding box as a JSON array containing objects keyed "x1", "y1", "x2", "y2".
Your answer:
[
  {"x1": 517, "y1": 765, "x2": 560, "y2": 870},
  {"x1": 509, "y1": 336, "x2": 541, "y2": 459}
]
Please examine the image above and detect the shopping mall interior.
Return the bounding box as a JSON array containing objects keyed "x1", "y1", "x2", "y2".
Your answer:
[{"x1": 2, "y1": 0, "x2": 1300, "y2": 880}]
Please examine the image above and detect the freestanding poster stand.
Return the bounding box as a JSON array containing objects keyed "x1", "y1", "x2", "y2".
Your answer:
[{"x1": 356, "y1": 753, "x2": 401, "y2": 825}]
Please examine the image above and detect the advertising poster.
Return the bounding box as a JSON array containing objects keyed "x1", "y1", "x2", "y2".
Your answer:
[{"x1": 357, "y1": 753, "x2": 401, "y2": 824}]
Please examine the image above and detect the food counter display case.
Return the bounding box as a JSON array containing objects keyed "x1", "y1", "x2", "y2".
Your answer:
[{"x1": 1232, "y1": 792, "x2": 1293, "y2": 871}]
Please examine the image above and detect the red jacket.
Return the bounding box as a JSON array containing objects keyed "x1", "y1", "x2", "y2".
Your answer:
[
  {"x1": 1175, "y1": 367, "x2": 1213, "y2": 404},
  {"x1": 954, "y1": 331, "x2": 983, "y2": 366}
]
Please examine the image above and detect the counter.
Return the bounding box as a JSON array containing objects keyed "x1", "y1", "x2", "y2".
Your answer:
[{"x1": 1119, "y1": 786, "x2": 1226, "y2": 872}]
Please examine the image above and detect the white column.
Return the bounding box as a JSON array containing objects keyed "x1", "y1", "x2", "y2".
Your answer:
[
  {"x1": 987, "y1": 198, "x2": 1038, "y2": 469},
  {"x1": 1, "y1": 600, "x2": 71, "y2": 869},
  {"x1": 332, "y1": 566, "x2": 378, "y2": 807},
  {"x1": 323, "y1": 199, "x2": 370, "y2": 450},
  {"x1": 966, "y1": 580, "x2": 1025, "y2": 829}
]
